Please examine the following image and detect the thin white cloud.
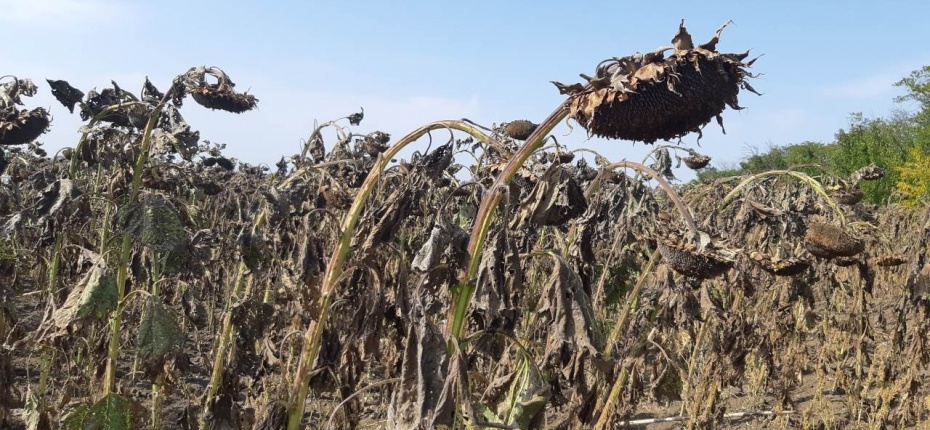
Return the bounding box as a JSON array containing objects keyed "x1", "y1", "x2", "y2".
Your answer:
[
  {"x1": 820, "y1": 59, "x2": 930, "y2": 101},
  {"x1": 0, "y1": 0, "x2": 130, "y2": 25},
  {"x1": 821, "y1": 72, "x2": 900, "y2": 100}
]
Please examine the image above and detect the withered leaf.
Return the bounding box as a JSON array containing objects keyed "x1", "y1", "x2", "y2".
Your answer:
[
  {"x1": 515, "y1": 164, "x2": 588, "y2": 227},
  {"x1": 386, "y1": 314, "x2": 450, "y2": 429},
  {"x1": 698, "y1": 19, "x2": 733, "y2": 52},
  {"x1": 672, "y1": 20, "x2": 695, "y2": 52},
  {"x1": 142, "y1": 77, "x2": 163, "y2": 101},
  {"x1": 1, "y1": 213, "x2": 24, "y2": 236},
  {"x1": 416, "y1": 142, "x2": 454, "y2": 180},
  {"x1": 40, "y1": 251, "x2": 114, "y2": 340},
  {"x1": 747, "y1": 199, "x2": 784, "y2": 218},
  {"x1": 360, "y1": 185, "x2": 417, "y2": 252},
  {"x1": 259, "y1": 185, "x2": 290, "y2": 218},
  {"x1": 649, "y1": 147, "x2": 676, "y2": 182},
  {"x1": 411, "y1": 221, "x2": 468, "y2": 272},
  {"x1": 348, "y1": 107, "x2": 364, "y2": 126},
  {"x1": 46, "y1": 79, "x2": 85, "y2": 114},
  {"x1": 153, "y1": 104, "x2": 201, "y2": 160},
  {"x1": 237, "y1": 229, "x2": 270, "y2": 272},
  {"x1": 22, "y1": 391, "x2": 51, "y2": 430},
  {"x1": 551, "y1": 81, "x2": 587, "y2": 95},
  {"x1": 536, "y1": 254, "x2": 599, "y2": 367},
  {"x1": 35, "y1": 179, "x2": 80, "y2": 219},
  {"x1": 473, "y1": 226, "x2": 522, "y2": 332},
  {"x1": 306, "y1": 127, "x2": 326, "y2": 163},
  {"x1": 296, "y1": 221, "x2": 326, "y2": 286}
]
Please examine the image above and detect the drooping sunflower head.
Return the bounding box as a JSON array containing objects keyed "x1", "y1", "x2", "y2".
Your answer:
[{"x1": 556, "y1": 20, "x2": 759, "y2": 143}]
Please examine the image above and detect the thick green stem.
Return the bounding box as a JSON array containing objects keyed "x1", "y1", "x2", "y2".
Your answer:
[
  {"x1": 97, "y1": 169, "x2": 114, "y2": 252},
  {"x1": 286, "y1": 120, "x2": 504, "y2": 430},
  {"x1": 102, "y1": 97, "x2": 168, "y2": 395},
  {"x1": 445, "y1": 103, "x2": 569, "y2": 339},
  {"x1": 103, "y1": 235, "x2": 133, "y2": 394},
  {"x1": 47, "y1": 234, "x2": 64, "y2": 306}
]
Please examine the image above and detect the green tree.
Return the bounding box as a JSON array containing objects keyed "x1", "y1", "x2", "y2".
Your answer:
[
  {"x1": 894, "y1": 65, "x2": 930, "y2": 151},
  {"x1": 695, "y1": 64, "x2": 930, "y2": 205},
  {"x1": 896, "y1": 146, "x2": 930, "y2": 206},
  {"x1": 895, "y1": 65, "x2": 930, "y2": 112},
  {"x1": 694, "y1": 142, "x2": 833, "y2": 182},
  {"x1": 831, "y1": 112, "x2": 915, "y2": 203}
]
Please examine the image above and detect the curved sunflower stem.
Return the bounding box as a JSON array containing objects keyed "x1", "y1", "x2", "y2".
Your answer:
[
  {"x1": 607, "y1": 160, "x2": 700, "y2": 237},
  {"x1": 566, "y1": 158, "x2": 699, "y2": 252},
  {"x1": 716, "y1": 169, "x2": 846, "y2": 224},
  {"x1": 286, "y1": 120, "x2": 505, "y2": 430},
  {"x1": 445, "y1": 102, "x2": 570, "y2": 340}
]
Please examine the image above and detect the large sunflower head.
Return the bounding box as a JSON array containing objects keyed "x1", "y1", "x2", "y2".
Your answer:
[{"x1": 556, "y1": 20, "x2": 759, "y2": 143}]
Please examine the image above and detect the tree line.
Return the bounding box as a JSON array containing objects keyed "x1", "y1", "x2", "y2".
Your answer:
[{"x1": 697, "y1": 66, "x2": 930, "y2": 206}]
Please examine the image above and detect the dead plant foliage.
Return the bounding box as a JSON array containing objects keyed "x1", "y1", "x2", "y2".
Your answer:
[{"x1": 2, "y1": 24, "x2": 930, "y2": 430}]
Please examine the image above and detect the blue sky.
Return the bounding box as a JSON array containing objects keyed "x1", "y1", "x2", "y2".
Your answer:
[{"x1": 4, "y1": 0, "x2": 930, "y2": 178}]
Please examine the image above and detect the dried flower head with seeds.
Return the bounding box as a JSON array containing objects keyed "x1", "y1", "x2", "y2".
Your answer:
[{"x1": 555, "y1": 20, "x2": 759, "y2": 143}]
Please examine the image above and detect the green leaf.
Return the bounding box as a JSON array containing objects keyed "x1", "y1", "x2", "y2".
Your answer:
[
  {"x1": 120, "y1": 195, "x2": 187, "y2": 254},
  {"x1": 497, "y1": 354, "x2": 549, "y2": 429},
  {"x1": 84, "y1": 393, "x2": 133, "y2": 430},
  {"x1": 475, "y1": 352, "x2": 550, "y2": 430},
  {"x1": 137, "y1": 297, "x2": 183, "y2": 359},
  {"x1": 61, "y1": 405, "x2": 90, "y2": 430},
  {"x1": 49, "y1": 253, "x2": 115, "y2": 331},
  {"x1": 75, "y1": 262, "x2": 117, "y2": 320}
]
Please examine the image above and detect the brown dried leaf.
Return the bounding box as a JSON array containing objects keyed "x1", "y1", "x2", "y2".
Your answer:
[
  {"x1": 473, "y1": 226, "x2": 522, "y2": 331},
  {"x1": 46, "y1": 79, "x2": 85, "y2": 114},
  {"x1": 551, "y1": 81, "x2": 586, "y2": 95},
  {"x1": 40, "y1": 251, "x2": 115, "y2": 341},
  {"x1": 411, "y1": 221, "x2": 468, "y2": 273},
  {"x1": 386, "y1": 315, "x2": 450, "y2": 429},
  {"x1": 515, "y1": 164, "x2": 588, "y2": 227},
  {"x1": 536, "y1": 254, "x2": 599, "y2": 368},
  {"x1": 698, "y1": 19, "x2": 733, "y2": 52},
  {"x1": 671, "y1": 19, "x2": 694, "y2": 52},
  {"x1": 359, "y1": 185, "x2": 417, "y2": 252},
  {"x1": 35, "y1": 179, "x2": 80, "y2": 219}
]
